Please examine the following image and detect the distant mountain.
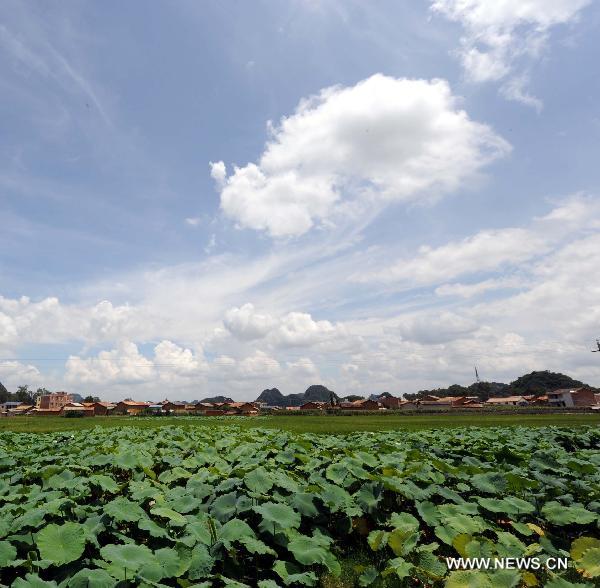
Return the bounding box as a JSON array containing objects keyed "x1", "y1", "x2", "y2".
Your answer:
[
  {"x1": 199, "y1": 396, "x2": 235, "y2": 404},
  {"x1": 256, "y1": 385, "x2": 338, "y2": 407},
  {"x1": 304, "y1": 385, "x2": 339, "y2": 402}
]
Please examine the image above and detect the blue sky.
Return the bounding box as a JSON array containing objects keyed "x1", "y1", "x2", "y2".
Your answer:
[{"x1": 1, "y1": 0, "x2": 599, "y2": 400}]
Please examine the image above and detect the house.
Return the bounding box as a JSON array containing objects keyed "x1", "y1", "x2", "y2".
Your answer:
[
  {"x1": 300, "y1": 401, "x2": 327, "y2": 410},
  {"x1": 379, "y1": 396, "x2": 403, "y2": 409},
  {"x1": 31, "y1": 407, "x2": 63, "y2": 416},
  {"x1": 114, "y1": 401, "x2": 151, "y2": 415},
  {"x1": 523, "y1": 395, "x2": 548, "y2": 406},
  {"x1": 38, "y1": 392, "x2": 73, "y2": 410},
  {"x1": 486, "y1": 396, "x2": 529, "y2": 406},
  {"x1": 193, "y1": 402, "x2": 216, "y2": 415},
  {"x1": 461, "y1": 399, "x2": 484, "y2": 408},
  {"x1": 420, "y1": 394, "x2": 441, "y2": 401},
  {"x1": 547, "y1": 387, "x2": 597, "y2": 408},
  {"x1": 62, "y1": 402, "x2": 95, "y2": 417},
  {"x1": 1, "y1": 402, "x2": 31, "y2": 417},
  {"x1": 0, "y1": 401, "x2": 22, "y2": 411},
  {"x1": 224, "y1": 402, "x2": 260, "y2": 415},
  {"x1": 89, "y1": 402, "x2": 116, "y2": 416},
  {"x1": 7, "y1": 404, "x2": 33, "y2": 416},
  {"x1": 398, "y1": 400, "x2": 420, "y2": 410},
  {"x1": 419, "y1": 398, "x2": 454, "y2": 410},
  {"x1": 162, "y1": 401, "x2": 188, "y2": 413},
  {"x1": 340, "y1": 399, "x2": 382, "y2": 410}
]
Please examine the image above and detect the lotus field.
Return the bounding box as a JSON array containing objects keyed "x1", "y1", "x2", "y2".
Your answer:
[{"x1": 0, "y1": 425, "x2": 599, "y2": 587}]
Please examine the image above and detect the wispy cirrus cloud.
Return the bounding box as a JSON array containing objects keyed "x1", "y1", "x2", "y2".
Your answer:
[{"x1": 431, "y1": 0, "x2": 592, "y2": 108}]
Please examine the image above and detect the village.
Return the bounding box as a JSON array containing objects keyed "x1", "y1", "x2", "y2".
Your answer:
[{"x1": 1, "y1": 386, "x2": 599, "y2": 418}]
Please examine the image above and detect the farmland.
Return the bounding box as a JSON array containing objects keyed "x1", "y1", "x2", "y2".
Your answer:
[
  {"x1": 0, "y1": 425, "x2": 599, "y2": 586},
  {"x1": 1, "y1": 412, "x2": 600, "y2": 434}
]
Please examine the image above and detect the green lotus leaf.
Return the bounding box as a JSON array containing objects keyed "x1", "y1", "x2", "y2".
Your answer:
[
  {"x1": 210, "y1": 492, "x2": 238, "y2": 522},
  {"x1": 35, "y1": 522, "x2": 86, "y2": 565},
  {"x1": 113, "y1": 451, "x2": 140, "y2": 470},
  {"x1": 577, "y1": 547, "x2": 600, "y2": 578},
  {"x1": 388, "y1": 528, "x2": 420, "y2": 557},
  {"x1": 417, "y1": 501, "x2": 440, "y2": 526},
  {"x1": 104, "y1": 497, "x2": 146, "y2": 522},
  {"x1": 188, "y1": 543, "x2": 215, "y2": 580},
  {"x1": 257, "y1": 581, "x2": 282, "y2": 588},
  {"x1": 244, "y1": 467, "x2": 273, "y2": 494},
  {"x1": 66, "y1": 568, "x2": 116, "y2": 588},
  {"x1": 239, "y1": 536, "x2": 276, "y2": 556},
  {"x1": 355, "y1": 483, "x2": 382, "y2": 513},
  {"x1": 416, "y1": 551, "x2": 446, "y2": 580},
  {"x1": 100, "y1": 543, "x2": 155, "y2": 572},
  {"x1": 542, "y1": 502, "x2": 598, "y2": 525},
  {"x1": 389, "y1": 512, "x2": 420, "y2": 533},
  {"x1": 287, "y1": 535, "x2": 339, "y2": 574},
  {"x1": 358, "y1": 566, "x2": 378, "y2": 586},
  {"x1": 444, "y1": 571, "x2": 493, "y2": 588},
  {"x1": 571, "y1": 537, "x2": 600, "y2": 560},
  {"x1": 273, "y1": 560, "x2": 318, "y2": 586},
  {"x1": 138, "y1": 516, "x2": 170, "y2": 538},
  {"x1": 12, "y1": 573, "x2": 59, "y2": 588},
  {"x1": 325, "y1": 462, "x2": 352, "y2": 486},
  {"x1": 0, "y1": 539, "x2": 17, "y2": 566},
  {"x1": 290, "y1": 493, "x2": 319, "y2": 517},
  {"x1": 221, "y1": 577, "x2": 252, "y2": 587},
  {"x1": 383, "y1": 557, "x2": 413, "y2": 580},
  {"x1": 544, "y1": 576, "x2": 594, "y2": 588},
  {"x1": 254, "y1": 502, "x2": 300, "y2": 533},
  {"x1": 220, "y1": 518, "x2": 256, "y2": 545},
  {"x1": 367, "y1": 530, "x2": 388, "y2": 551},
  {"x1": 470, "y1": 473, "x2": 507, "y2": 495},
  {"x1": 89, "y1": 474, "x2": 119, "y2": 493},
  {"x1": 153, "y1": 546, "x2": 187, "y2": 577},
  {"x1": 151, "y1": 507, "x2": 188, "y2": 526}
]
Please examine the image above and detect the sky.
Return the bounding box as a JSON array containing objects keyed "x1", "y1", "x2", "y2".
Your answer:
[{"x1": 1, "y1": 0, "x2": 600, "y2": 401}]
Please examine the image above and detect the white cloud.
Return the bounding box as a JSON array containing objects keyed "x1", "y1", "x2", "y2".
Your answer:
[
  {"x1": 209, "y1": 161, "x2": 227, "y2": 185},
  {"x1": 393, "y1": 311, "x2": 479, "y2": 344},
  {"x1": 435, "y1": 276, "x2": 523, "y2": 298},
  {"x1": 273, "y1": 312, "x2": 344, "y2": 347},
  {"x1": 286, "y1": 356, "x2": 319, "y2": 378},
  {"x1": 65, "y1": 341, "x2": 155, "y2": 385},
  {"x1": 223, "y1": 303, "x2": 278, "y2": 340},
  {"x1": 65, "y1": 340, "x2": 207, "y2": 386},
  {"x1": 432, "y1": 0, "x2": 592, "y2": 106},
  {"x1": 360, "y1": 227, "x2": 548, "y2": 286},
  {"x1": 213, "y1": 74, "x2": 509, "y2": 237},
  {"x1": 358, "y1": 193, "x2": 600, "y2": 288},
  {"x1": 0, "y1": 360, "x2": 43, "y2": 390},
  {"x1": 237, "y1": 350, "x2": 281, "y2": 378},
  {"x1": 223, "y1": 303, "x2": 349, "y2": 348}
]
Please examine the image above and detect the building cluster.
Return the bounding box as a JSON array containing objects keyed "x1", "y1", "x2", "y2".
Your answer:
[
  {"x1": 290, "y1": 387, "x2": 600, "y2": 411},
  {"x1": 1, "y1": 387, "x2": 599, "y2": 418},
  {"x1": 0, "y1": 393, "x2": 260, "y2": 417}
]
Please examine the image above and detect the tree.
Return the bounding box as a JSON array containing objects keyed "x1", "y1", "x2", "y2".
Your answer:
[
  {"x1": 0, "y1": 381, "x2": 9, "y2": 403},
  {"x1": 83, "y1": 395, "x2": 100, "y2": 403},
  {"x1": 15, "y1": 385, "x2": 33, "y2": 404}
]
